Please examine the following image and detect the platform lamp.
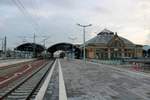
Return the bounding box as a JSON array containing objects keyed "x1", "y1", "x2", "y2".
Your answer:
[{"x1": 77, "y1": 24, "x2": 92, "y2": 64}]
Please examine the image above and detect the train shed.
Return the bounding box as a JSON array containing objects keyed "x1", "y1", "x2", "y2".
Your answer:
[{"x1": 15, "y1": 43, "x2": 45, "y2": 58}]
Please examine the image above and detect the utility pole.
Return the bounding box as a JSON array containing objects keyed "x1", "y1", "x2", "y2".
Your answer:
[
  {"x1": 42, "y1": 37, "x2": 49, "y2": 59},
  {"x1": 42, "y1": 36, "x2": 49, "y2": 48},
  {"x1": 33, "y1": 33, "x2": 36, "y2": 58},
  {"x1": 77, "y1": 24, "x2": 92, "y2": 64},
  {"x1": 4, "y1": 36, "x2": 7, "y2": 59},
  {"x1": 0, "y1": 38, "x2": 4, "y2": 52},
  {"x1": 2, "y1": 39, "x2": 3, "y2": 52}
]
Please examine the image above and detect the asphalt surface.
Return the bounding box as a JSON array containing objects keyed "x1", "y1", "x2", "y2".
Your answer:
[{"x1": 60, "y1": 59, "x2": 150, "y2": 100}]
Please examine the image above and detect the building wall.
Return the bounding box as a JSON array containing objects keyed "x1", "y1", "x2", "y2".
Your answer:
[
  {"x1": 86, "y1": 34, "x2": 143, "y2": 59},
  {"x1": 135, "y1": 46, "x2": 143, "y2": 57},
  {"x1": 86, "y1": 45, "x2": 143, "y2": 59},
  {"x1": 85, "y1": 30, "x2": 143, "y2": 59},
  {"x1": 86, "y1": 47, "x2": 94, "y2": 59}
]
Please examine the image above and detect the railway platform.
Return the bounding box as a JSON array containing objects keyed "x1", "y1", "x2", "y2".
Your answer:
[
  {"x1": 59, "y1": 59, "x2": 150, "y2": 100},
  {"x1": 1, "y1": 59, "x2": 150, "y2": 100},
  {"x1": 0, "y1": 59, "x2": 35, "y2": 68}
]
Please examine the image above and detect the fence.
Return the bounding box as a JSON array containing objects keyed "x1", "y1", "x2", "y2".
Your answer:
[{"x1": 88, "y1": 59, "x2": 123, "y2": 65}]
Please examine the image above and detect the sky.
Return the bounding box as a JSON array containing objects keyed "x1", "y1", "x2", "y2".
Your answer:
[{"x1": 0, "y1": 0, "x2": 150, "y2": 49}]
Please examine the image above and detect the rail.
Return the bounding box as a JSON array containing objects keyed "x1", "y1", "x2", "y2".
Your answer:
[
  {"x1": 35, "y1": 59, "x2": 57, "y2": 100},
  {"x1": 0, "y1": 59, "x2": 55, "y2": 100}
]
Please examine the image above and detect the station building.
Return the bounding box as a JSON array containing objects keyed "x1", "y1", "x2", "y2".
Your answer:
[{"x1": 85, "y1": 29, "x2": 143, "y2": 60}]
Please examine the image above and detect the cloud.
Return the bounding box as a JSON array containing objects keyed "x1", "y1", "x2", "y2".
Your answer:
[
  {"x1": 0, "y1": 0, "x2": 150, "y2": 48},
  {"x1": 0, "y1": 0, "x2": 13, "y2": 6}
]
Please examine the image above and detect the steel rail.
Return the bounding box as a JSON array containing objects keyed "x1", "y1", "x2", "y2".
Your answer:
[
  {"x1": 26, "y1": 59, "x2": 55, "y2": 99},
  {"x1": 35, "y1": 59, "x2": 57, "y2": 100},
  {"x1": 0, "y1": 59, "x2": 55, "y2": 100}
]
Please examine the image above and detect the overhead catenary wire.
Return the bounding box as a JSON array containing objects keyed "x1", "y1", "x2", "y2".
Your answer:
[
  {"x1": 11, "y1": 0, "x2": 40, "y2": 34},
  {"x1": 17, "y1": 0, "x2": 40, "y2": 29},
  {"x1": 30, "y1": 0, "x2": 40, "y2": 26},
  {"x1": 30, "y1": 0, "x2": 52, "y2": 36},
  {"x1": 30, "y1": 0, "x2": 43, "y2": 32},
  {"x1": 30, "y1": 0, "x2": 52, "y2": 35},
  {"x1": 29, "y1": 0, "x2": 50, "y2": 35},
  {"x1": 11, "y1": 0, "x2": 53, "y2": 48}
]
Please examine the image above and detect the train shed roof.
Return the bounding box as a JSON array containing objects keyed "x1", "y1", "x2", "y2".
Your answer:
[{"x1": 15, "y1": 43, "x2": 45, "y2": 53}]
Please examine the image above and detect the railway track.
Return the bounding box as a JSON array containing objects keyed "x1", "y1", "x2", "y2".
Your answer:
[
  {"x1": 43, "y1": 60, "x2": 59, "y2": 100},
  {"x1": 34, "y1": 59, "x2": 67, "y2": 100},
  {"x1": 0, "y1": 59, "x2": 55, "y2": 100}
]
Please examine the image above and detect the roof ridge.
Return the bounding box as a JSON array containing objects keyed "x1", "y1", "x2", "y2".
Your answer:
[
  {"x1": 97, "y1": 28, "x2": 114, "y2": 35},
  {"x1": 102, "y1": 28, "x2": 113, "y2": 33}
]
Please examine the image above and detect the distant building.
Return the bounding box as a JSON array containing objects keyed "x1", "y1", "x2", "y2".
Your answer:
[{"x1": 85, "y1": 29, "x2": 143, "y2": 59}]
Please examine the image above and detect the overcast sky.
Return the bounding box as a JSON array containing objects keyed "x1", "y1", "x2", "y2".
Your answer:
[{"x1": 0, "y1": 0, "x2": 150, "y2": 49}]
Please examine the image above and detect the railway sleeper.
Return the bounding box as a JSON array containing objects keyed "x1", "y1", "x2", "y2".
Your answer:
[
  {"x1": 7, "y1": 95, "x2": 28, "y2": 99},
  {"x1": 11, "y1": 92, "x2": 30, "y2": 95}
]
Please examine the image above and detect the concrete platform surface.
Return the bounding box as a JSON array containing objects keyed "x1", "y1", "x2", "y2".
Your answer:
[
  {"x1": 0, "y1": 59, "x2": 35, "y2": 68},
  {"x1": 60, "y1": 59, "x2": 150, "y2": 100}
]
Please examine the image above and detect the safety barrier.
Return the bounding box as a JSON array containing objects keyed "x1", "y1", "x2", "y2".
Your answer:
[{"x1": 88, "y1": 59, "x2": 123, "y2": 65}]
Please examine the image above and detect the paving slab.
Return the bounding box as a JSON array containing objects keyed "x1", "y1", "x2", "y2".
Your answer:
[{"x1": 60, "y1": 59, "x2": 150, "y2": 100}]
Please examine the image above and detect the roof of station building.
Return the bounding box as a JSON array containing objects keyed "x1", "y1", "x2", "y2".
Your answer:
[
  {"x1": 86, "y1": 28, "x2": 135, "y2": 46},
  {"x1": 15, "y1": 43, "x2": 45, "y2": 53},
  {"x1": 47, "y1": 42, "x2": 74, "y2": 53}
]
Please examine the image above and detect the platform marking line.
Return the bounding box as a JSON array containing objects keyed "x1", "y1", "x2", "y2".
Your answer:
[
  {"x1": 58, "y1": 59, "x2": 68, "y2": 100},
  {"x1": 35, "y1": 60, "x2": 57, "y2": 100}
]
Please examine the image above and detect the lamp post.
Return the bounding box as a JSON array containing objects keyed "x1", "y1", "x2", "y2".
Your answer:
[
  {"x1": 33, "y1": 33, "x2": 36, "y2": 58},
  {"x1": 0, "y1": 38, "x2": 4, "y2": 52},
  {"x1": 77, "y1": 24, "x2": 92, "y2": 64}
]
